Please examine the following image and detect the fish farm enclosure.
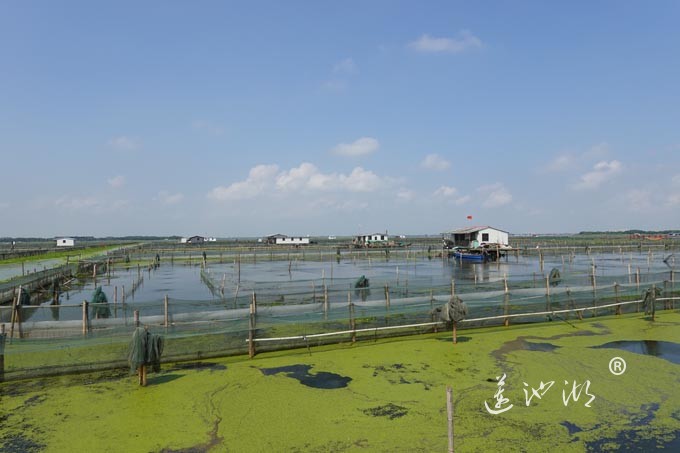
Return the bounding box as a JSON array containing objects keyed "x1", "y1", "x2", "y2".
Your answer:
[{"x1": 1, "y1": 239, "x2": 679, "y2": 381}]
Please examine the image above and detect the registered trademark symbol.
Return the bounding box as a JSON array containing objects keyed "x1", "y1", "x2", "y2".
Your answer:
[{"x1": 609, "y1": 357, "x2": 627, "y2": 375}]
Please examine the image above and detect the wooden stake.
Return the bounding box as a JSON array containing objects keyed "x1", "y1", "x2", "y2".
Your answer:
[
  {"x1": 348, "y1": 292, "x2": 355, "y2": 343},
  {"x1": 248, "y1": 298, "x2": 256, "y2": 358},
  {"x1": 134, "y1": 310, "x2": 140, "y2": 327},
  {"x1": 323, "y1": 285, "x2": 329, "y2": 319},
  {"x1": 614, "y1": 283, "x2": 621, "y2": 315},
  {"x1": 138, "y1": 365, "x2": 147, "y2": 386},
  {"x1": 0, "y1": 324, "x2": 5, "y2": 382},
  {"x1": 164, "y1": 295, "x2": 169, "y2": 327},
  {"x1": 82, "y1": 300, "x2": 89, "y2": 335},
  {"x1": 446, "y1": 386, "x2": 454, "y2": 453}
]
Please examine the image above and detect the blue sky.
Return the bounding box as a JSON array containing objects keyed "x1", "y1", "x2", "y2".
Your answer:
[{"x1": 1, "y1": 1, "x2": 679, "y2": 237}]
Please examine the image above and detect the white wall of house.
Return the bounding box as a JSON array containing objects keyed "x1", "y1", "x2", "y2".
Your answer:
[
  {"x1": 275, "y1": 236, "x2": 310, "y2": 245},
  {"x1": 356, "y1": 234, "x2": 388, "y2": 244},
  {"x1": 56, "y1": 238, "x2": 75, "y2": 247},
  {"x1": 475, "y1": 228, "x2": 509, "y2": 246}
]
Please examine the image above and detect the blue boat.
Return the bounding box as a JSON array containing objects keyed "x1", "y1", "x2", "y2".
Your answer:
[{"x1": 452, "y1": 250, "x2": 489, "y2": 262}]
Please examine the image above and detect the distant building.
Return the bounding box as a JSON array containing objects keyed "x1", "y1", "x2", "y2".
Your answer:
[
  {"x1": 443, "y1": 226, "x2": 509, "y2": 248},
  {"x1": 265, "y1": 234, "x2": 310, "y2": 245},
  {"x1": 56, "y1": 237, "x2": 75, "y2": 247},
  {"x1": 185, "y1": 236, "x2": 206, "y2": 244},
  {"x1": 353, "y1": 233, "x2": 389, "y2": 247}
]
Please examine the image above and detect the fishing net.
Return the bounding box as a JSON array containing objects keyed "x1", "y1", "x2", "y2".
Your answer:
[
  {"x1": 91, "y1": 287, "x2": 111, "y2": 319},
  {"x1": 127, "y1": 327, "x2": 164, "y2": 373},
  {"x1": 434, "y1": 296, "x2": 468, "y2": 323}
]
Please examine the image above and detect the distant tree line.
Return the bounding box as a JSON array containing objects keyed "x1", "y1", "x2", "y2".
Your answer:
[{"x1": 1, "y1": 235, "x2": 183, "y2": 242}]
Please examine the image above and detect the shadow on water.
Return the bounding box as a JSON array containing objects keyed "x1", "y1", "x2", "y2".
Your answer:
[
  {"x1": 260, "y1": 364, "x2": 351, "y2": 389},
  {"x1": 437, "y1": 336, "x2": 472, "y2": 343},
  {"x1": 168, "y1": 362, "x2": 227, "y2": 372},
  {"x1": 146, "y1": 374, "x2": 183, "y2": 385},
  {"x1": 592, "y1": 341, "x2": 680, "y2": 365}
]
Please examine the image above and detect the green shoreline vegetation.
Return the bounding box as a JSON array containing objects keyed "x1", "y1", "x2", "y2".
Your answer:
[{"x1": 2, "y1": 310, "x2": 679, "y2": 452}]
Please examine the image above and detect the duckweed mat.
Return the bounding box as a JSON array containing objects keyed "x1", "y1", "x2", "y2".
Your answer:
[{"x1": 1, "y1": 311, "x2": 680, "y2": 452}]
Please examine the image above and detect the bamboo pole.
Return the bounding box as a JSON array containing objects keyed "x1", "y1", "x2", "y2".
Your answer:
[
  {"x1": 447, "y1": 386, "x2": 454, "y2": 453},
  {"x1": 385, "y1": 284, "x2": 390, "y2": 309},
  {"x1": 134, "y1": 310, "x2": 140, "y2": 328}
]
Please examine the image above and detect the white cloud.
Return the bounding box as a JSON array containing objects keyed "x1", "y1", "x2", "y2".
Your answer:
[
  {"x1": 434, "y1": 186, "x2": 458, "y2": 197},
  {"x1": 157, "y1": 191, "x2": 185, "y2": 205},
  {"x1": 341, "y1": 167, "x2": 388, "y2": 192},
  {"x1": 55, "y1": 196, "x2": 100, "y2": 210},
  {"x1": 477, "y1": 183, "x2": 512, "y2": 208},
  {"x1": 542, "y1": 143, "x2": 611, "y2": 174},
  {"x1": 279, "y1": 164, "x2": 391, "y2": 192},
  {"x1": 331, "y1": 137, "x2": 379, "y2": 157},
  {"x1": 397, "y1": 189, "x2": 415, "y2": 202},
  {"x1": 671, "y1": 174, "x2": 680, "y2": 187},
  {"x1": 421, "y1": 154, "x2": 451, "y2": 171},
  {"x1": 276, "y1": 163, "x2": 320, "y2": 191},
  {"x1": 545, "y1": 155, "x2": 574, "y2": 172},
  {"x1": 0, "y1": 201, "x2": 10, "y2": 210},
  {"x1": 433, "y1": 186, "x2": 470, "y2": 205},
  {"x1": 192, "y1": 120, "x2": 225, "y2": 136},
  {"x1": 573, "y1": 160, "x2": 622, "y2": 190},
  {"x1": 333, "y1": 58, "x2": 358, "y2": 75},
  {"x1": 408, "y1": 30, "x2": 482, "y2": 54},
  {"x1": 108, "y1": 136, "x2": 139, "y2": 151},
  {"x1": 209, "y1": 163, "x2": 393, "y2": 201},
  {"x1": 208, "y1": 164, "x2": 279, "y2": 201},
  {"x1": 108, "y1": 175, "x2": 126, "y2": 188}
]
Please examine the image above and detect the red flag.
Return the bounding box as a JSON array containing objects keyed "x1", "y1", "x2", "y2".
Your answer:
[{"x1": 466, "y1": 215, "x2": 473, "y2": 220}]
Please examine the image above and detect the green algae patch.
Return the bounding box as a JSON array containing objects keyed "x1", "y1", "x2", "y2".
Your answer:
[{"x1": 2, "y1": 311, "x2": 680, "y2": 452}]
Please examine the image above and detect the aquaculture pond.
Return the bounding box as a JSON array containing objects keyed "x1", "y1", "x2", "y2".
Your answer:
[{"x1": 10, "y1": 248, "x2": 678, "y2": 324}]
